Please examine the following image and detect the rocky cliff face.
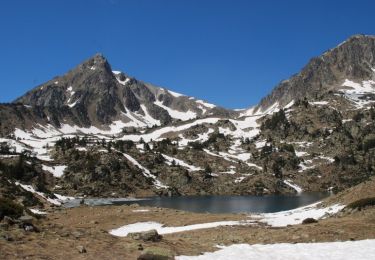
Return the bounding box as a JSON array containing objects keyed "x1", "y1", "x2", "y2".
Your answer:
[
  {"x1": 255, "y1": 35, "x2": 375, "y2": 113},
  {"x1": 13, "y1": 54, "x2": 231, "y2": 132}
]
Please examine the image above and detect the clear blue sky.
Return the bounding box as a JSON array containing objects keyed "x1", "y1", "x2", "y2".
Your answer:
[{"x1": 1, "y1": 0, "x2": 375, "y2": 108}]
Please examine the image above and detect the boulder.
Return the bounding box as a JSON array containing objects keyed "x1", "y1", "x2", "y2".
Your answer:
[
  {"x1": 129, "y1": 229, "x2": 162, "y2": 242},
  {"x1": 77, "y1": 245, "x2": 87, "y2": 253},
  {"x1": 302, "y1": 218, "x2": 318, "y2": 224}
]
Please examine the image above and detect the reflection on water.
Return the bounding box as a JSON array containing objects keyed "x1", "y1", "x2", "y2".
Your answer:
[{"x1": 110, "y1": 192, "x2": 329, "y2": 213}]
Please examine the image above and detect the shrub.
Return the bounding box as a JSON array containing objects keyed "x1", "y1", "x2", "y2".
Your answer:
[
  {"x1": 363, "y1": 137, "x2": 375, "y2": 152},
  {"x1": 0, "y1": 197, "x2": 24, "y2": 220},
  {"x1": 280, "y1": 144, "x2": 295, "y2": 154}
]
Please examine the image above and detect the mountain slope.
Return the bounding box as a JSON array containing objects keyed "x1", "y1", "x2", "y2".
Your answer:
[
  {"x1": 14, "y1": 54, "x2": 233, "y2": 133},
  {"x1": 252, "y1": 34, "x2": 375, "y2": 114}
]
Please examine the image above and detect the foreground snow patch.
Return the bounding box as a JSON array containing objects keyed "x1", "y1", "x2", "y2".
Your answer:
[
  {"x1": 253, "y1": 202, "x2": 344, "y2": 227},
  {"x1": 110, "y1": 220, "x2": 254, "y2": 236},
  {"x1": 176, "y1": 240, "x2": 375, "y2": 260}
]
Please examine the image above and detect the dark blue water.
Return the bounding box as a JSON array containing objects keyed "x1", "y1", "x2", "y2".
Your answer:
[{"x1": 109, "y1": 192, "x2": 329, "y2": 213}]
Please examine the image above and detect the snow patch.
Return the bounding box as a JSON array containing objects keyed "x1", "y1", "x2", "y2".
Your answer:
[
  {"x1": 42, "y1": 165, "x2": 67, "y2": 178},
  {"x1": 154, "y1": 100, "x2": 196, "y2": 120},
  {"x1": 162, "y1": 154, "x2": 202, "y2": 171},
  {"x1": 283, "y1": 180, "x2": 303, "y2": 193},
  {"x1": 176, "y1": 240, "x2": 375, "y2": 260},
  {"x1": 196, "y1": 100, "x2": 216, "y2": 109},
  {"x1": 253, "y1": 202, "x2": 344, "y2": 227},
  {"x1": 110, "y1": 220, "x2": 254, "y2": 236}
]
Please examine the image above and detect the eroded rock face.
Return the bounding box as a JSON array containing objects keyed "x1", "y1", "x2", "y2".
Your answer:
[{"x1": 257, "y1": 35, "x2": 375, "y2": 112}]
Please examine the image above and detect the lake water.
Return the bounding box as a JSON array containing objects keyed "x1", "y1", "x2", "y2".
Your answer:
[{"x1": 64, "y1": 192, "x2": 329, "y2": 213}]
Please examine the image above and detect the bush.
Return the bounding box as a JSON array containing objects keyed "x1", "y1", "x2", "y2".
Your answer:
[
  {"x1": 346, "y1": 197, "x2": 375, "y2": 210},
  {"x1": 188, "y1": 141, "x2": 204, "y2": 150},
  {"x1": 0, "y1": 197, "x2": 24, "y2": 220},
  {"x1": 280, "y1": 144, "x2": 295, "y2": 154},
  {"x1": 363, "y1": 137, "x2": 375, "y2": 152}
]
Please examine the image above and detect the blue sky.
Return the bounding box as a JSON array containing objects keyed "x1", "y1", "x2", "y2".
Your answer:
[{"x1": 1, "y1": 0, "x2": 375, "y2": 108}]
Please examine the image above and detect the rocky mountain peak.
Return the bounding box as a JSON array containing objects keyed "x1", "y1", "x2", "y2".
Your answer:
[
  {"x1": 78, "y1": 53, "x2": 112, "y2": 73},
  {"x1": 254, "y1": 34, "x2": 375, "y2": 113}
]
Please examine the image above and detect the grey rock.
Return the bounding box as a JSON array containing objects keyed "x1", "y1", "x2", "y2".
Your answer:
[
  {"x1": 129, "y1": 229, "x2": 162, "y2": 242},
  {"x1": 77, "y1": 245, "x2": 87, "y2": 253}
]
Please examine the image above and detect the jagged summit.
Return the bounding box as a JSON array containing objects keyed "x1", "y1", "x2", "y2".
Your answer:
[
  {"x1": 10, "y1": 54, "x2": 229, "y2": 132},
  {"x1": 78, "y1": 53, "x2": 112, "y2": 72}
]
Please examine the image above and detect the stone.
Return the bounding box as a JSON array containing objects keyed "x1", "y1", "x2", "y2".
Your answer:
[
  {"x1": 137, "y1": 247, "x2": 174, "y2": 260},
  {"x1": 18, "y1": 215, "x2": 33, "y2": 224},
  {"x1": 129, "y1": 229, "x2": 162, "y2": 242},
  {"x1": 72, "y1": 231, "x2": 83, "y2": 239},
  {"x1": 77, "y1": 245, "x2": 87, "y2": 253},
  {"x1": 302, "y1": 218, "x2": 318, "y2": 224}
]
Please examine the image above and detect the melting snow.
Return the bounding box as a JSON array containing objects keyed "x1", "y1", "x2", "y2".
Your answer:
[
  {"x1": 168, "y1": 89, "x2": 184, "y2": 97},
  {"x1": 253, "y1": 202, "x2": 344, "y2": 227},
  {"x1": 196, "y1": 100, "x2": 216, "y2": 109},
  {"x1": 176, "y1": 240, "x2": 375, "y2": 260},
  {"x1": 154, "y1": 100, "x2": 196, "y2": 120},
  {"x1": 310, "y1": 101, "x2": 329, "y2": 106},
  {"x1": 341, "y1": 79, "x2": 375, "y2": 108},
  {"x1": 283, "y1": 180, "x2": 303, "y2": 193},
  {"x1": 162, "y1": 154, "x2": 202, "y2": 171},
  {"x1": 140, "y1": 105, "x2": 161, "y2": 126},
  {"x1": 109, "y1": 220, "x2": 254, "y2": 236},
  {"x1": 122, "y1": 152, "x2": 168, "y2": 189},
  {"x1": 30, "y1": 208, "x2": 47, "y2": 215},
  {"x1": 42, "y1": 165, "x2": 67, "y2": 178},
  {"x1": 15, "y1": 182, "x2": 74, "y2": 206}
]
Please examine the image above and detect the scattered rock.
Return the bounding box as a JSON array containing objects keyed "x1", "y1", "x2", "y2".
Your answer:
[
  {"x1": 72, "y1": 231, "x2": 83, "y2": 239},
  {"x1": 77, "y1": 245, "x2": 87, "y2": 253},
  {"x1": 138, "y1": 244, "x2": 144, "y2": 250},
  {"x1": 302, "y1": 218, "x2": 318, "y2": 224},
  {"x1": 129, "y1": 229, "x2": 162, "y2": 242},
  {"x1": 138, "y1": 247, "x2": 174, "y2": 260}
]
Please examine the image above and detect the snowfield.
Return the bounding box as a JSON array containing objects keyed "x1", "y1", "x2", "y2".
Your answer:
[
  {"x1": 109, "y1": 220, "x2": 254, "y2": 236},
  {"x1": 176, "y1": 240, "x2": 375, "y2": 260},
  {"x1": 252, "y1": 202, "x2": 344, "y2": 227}
]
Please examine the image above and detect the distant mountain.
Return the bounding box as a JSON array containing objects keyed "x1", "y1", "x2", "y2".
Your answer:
[
  {"x1": 249, "y1": 34, "x2": 375, "y2": 114},
  {"x1": 12, "y1": 54, "x2": 233, "y2": 134}
]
